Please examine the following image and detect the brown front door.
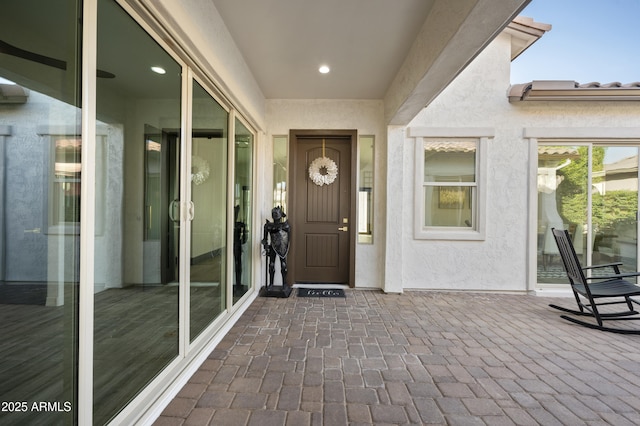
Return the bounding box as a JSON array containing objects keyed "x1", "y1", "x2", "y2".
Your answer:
[{"x1": 290, "y1": 130, "x2": 355, "y2": 285}]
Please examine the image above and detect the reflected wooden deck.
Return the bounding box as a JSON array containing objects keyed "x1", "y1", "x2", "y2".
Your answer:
[{"x1": 0, "y1": 282, "x2": 222, "y2": 425}]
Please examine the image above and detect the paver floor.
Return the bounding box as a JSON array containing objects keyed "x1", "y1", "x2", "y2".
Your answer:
[{"x1": 154, "y1": 290, "x2": 640, "y2": 425}]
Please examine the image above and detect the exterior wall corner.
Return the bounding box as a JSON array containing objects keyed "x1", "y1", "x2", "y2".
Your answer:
[{"x1": 382, "y1": 126, "x2": 406, "y2": 293}]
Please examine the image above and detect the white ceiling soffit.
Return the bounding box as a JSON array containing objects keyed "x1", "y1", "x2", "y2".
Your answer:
[
  {"x1": 504, "y1": 16, "x2": 552, "y2": 61},
  {"x1": 212, "y1": 0, "x2": 434, "y2": 100},
  {"x1": 212, "y1": 0, "x2": 530, "y2": 124}
]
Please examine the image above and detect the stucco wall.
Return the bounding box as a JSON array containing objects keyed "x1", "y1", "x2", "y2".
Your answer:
[
  {"x1": 402, "y1": 33, "x2": 640, "y2": 291},
  {"x1": 0, "y1": 94, "x2": 53, "y2": 284}
]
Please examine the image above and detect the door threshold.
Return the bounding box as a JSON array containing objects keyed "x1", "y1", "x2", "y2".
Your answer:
[{"x1": 293, "y1": 283, "x2": 349, "y2": 289}]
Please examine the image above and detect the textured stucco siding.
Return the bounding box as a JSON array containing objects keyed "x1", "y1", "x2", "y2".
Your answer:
[{"x1": 401, "y1": 33, "x2": 640, "y2": 291}]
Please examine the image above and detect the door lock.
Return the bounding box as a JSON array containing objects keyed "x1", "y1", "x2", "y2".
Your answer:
[{"x1": 338, "y1": 226, "x2": 348, "y2": 232}]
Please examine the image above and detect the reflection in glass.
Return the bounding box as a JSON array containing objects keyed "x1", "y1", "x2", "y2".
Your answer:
[
  {"x1": 190, "y1": 81, "x2": 228, "y2": 341},
  {"x1": 593, "y1": 146, "x2": 638, "y2": 277},
  {"x1": 233, "y1": 119, "x2": 253, "y2": 302},
  {"x1": 537, "y1": 145, "x2": 640, "y2": 284},
  {"x1": 0, "y1": 0, "x2": 80, "y2": 424},
  {"x1": 424, "y1": 140, "x2": 476, "y2": 183},
  {"x1": 144, "y1": 131, "x2": 162, "y2": 241},
  {"x1": 52, "y1": 137, "x2": 82, "y2": 226},
  {"x1": 94, "y1": 0, "x2": 181, "y2": 423},
  {"x1": 358, "y1": 136, "x2": 374, "y2": 243},
  {"x1": 423, "y1": 140, "x2": 477, "y2": 228},
  {"x1": 273, "y1": 136, "x2": 288, "y2": 210},
  {"x1": 537, "y1": 146, "x2": 586, "y2": 284}
]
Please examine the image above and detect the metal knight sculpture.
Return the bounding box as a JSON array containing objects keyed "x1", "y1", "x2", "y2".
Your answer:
[{"x1": 262, "y1": 206, "x2": 290, "y2": 289}]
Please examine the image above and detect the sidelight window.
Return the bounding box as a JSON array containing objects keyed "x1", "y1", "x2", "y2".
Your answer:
[
  {"x1": 358, "y1": 135, "x2": 374, "y2": 243},
  {"x1": 273, "y1": 135, "x2": 288, "y2": 211}
]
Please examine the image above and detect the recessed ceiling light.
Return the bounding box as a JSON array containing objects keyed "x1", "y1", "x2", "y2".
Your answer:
[
  {"x1": 151, "y1": 66, "x2": 166, "y2": 75},
  {"x1": 319, "y1": 65, "x2": 330, "y2": 74}
]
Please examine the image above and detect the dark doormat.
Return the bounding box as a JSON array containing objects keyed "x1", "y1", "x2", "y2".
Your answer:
[{"x1": 297, "y1": 288, "x2": 345, "y2": 298}]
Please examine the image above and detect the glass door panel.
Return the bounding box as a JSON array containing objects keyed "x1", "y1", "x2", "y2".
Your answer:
[
  {"x1": 537, "y1": 144, "x2": 640, "y2": 285},
  {"x1": 233, "y1": 118, "x2": 253, "y2": 303},
  {"x1": 94, "y1": 0, "x2": 181, "y2": 423},
  {"x1": 0, "y1": 1, "x2": 81, "y2": 424},
  {"x1": 189, "y1": 81, "x2": 228, "y2": 341},
  {"x1": 145, "y1": 126, "x2": 180, "y2": 285},
  {"x1": 537, "y1": 146, "x2": 588, "y2": 283},
  {"x1": 593, "y1": 146, "x2": 638, "y2": 277}
]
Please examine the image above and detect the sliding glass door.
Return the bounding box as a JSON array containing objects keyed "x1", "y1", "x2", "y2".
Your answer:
[
  {"x1": 537, "y1": 143, "x2": 640, "y2": 284},
  {"x1": 95, "y1": 0, "x2": 183, "y2": 423},
  {"x1": 2, "y1": 0, "x2": 257, "y2": 423}
]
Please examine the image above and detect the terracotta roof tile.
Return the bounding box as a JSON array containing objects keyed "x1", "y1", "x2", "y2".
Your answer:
[
  {"x1": 424, "y1": 141, "x2": 476, "y2": 153},
  {"x1": 538, "y1": 146, "x2": 579, "y2": 158},
  {"x1": 508, "y1": 80, "x2": 640, "y2": 101}
]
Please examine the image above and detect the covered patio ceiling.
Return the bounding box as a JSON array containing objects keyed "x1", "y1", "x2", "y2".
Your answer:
[{"x1": 212, "y1": 0, "x2": 531, "y2": 125}]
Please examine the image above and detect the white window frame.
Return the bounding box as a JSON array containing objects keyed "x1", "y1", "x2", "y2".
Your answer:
[
  {"x1": 525, "y1": 127, "x2": 640, "y2": 294},
  {"x1": 410, "y1": 128, "x2": 493, "y2": 241}
]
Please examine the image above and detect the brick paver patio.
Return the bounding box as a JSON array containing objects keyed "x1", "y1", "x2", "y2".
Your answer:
[{"x1": 154, "y1": 290, "x2": 640, "y2": 425}]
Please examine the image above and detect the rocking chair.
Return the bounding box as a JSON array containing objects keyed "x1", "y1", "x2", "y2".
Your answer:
[{"x1": 550, "y1": 228, "x2": 640, "y2": 334}]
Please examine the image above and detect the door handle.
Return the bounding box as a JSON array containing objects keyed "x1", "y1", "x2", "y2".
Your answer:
[
  {"x1": 338, "y1": 226, "x2": 348, "y2": 232},
  {"x1": 169, "y1": 200, "x2": 195, "y2": 221},
  {"x1": 169, "y1": 199, "x2": 179, "y2": 222}
]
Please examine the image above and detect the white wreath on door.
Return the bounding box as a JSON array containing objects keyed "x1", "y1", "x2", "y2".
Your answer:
[
  {"x1": 308, "y1": 156, "x2": 338, "y2": 186},
  {"x1": 191, "y1": 156, "x2": 210, "y2": 185}
]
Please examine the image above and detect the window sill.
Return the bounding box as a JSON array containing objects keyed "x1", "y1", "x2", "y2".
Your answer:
[{"x1": 414, "y1": 228, "x2": 485, "y2": 241}]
